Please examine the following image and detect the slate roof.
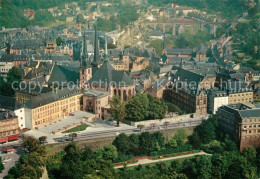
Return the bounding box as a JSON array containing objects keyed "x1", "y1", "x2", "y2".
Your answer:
[
  {"x1": 48, "y1": 65, "x2": 80, "y2": 86},
  {"x1": 174, "y1": 68, "x2": 204, "y2": 84},
  {"x1": 148, "y1": 75, "x2": 169, "y2": 90},
  {"x1": 89, "y1": 61, "x2": 133, "y2": 87},
  {"x1": 196, "y1": 43, "x2": 207, "y2": 54},
  {"x1": 0, "y1": 95, "x2": 22, "y2": 111},
  {"x1": 221, "y1": 103, "x2": 260, "y2": 119},
  {"x1": 166, "y1": 48, "x2": 193, "y2": 55},
  {"x1": 0, "y1": 54, "x2": 29, "y2": 62},
  {"x1": 25, "y1": 87, "x2": 82, "y2": 109},
  {"x1": 84, "y1": 89, "x2": 110, "y2": 98},
  {"x1": 15, "y1": 83, "x2": 52, "y2": 95},
  {"x1": 24, "y1": 63, "x2": 52, "y2": 79},
  {"x1": 12, "y1": 39, "x2": 45, "y2": 49}
]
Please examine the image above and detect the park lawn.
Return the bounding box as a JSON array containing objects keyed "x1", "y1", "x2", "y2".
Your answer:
[
  {"x1": 62, "y1": 124, "x2": 88, "y2": 133},
  {"x1": 120, "y1": 156, "x2": 194, "y2": 171}
]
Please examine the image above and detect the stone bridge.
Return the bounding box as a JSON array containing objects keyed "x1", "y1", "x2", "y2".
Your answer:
[{"x1": 140, "y1": 18, "x2": 221, "y2": 36}]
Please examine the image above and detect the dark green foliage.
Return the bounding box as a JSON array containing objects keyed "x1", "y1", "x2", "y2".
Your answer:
[
  {"x1": 0, "y1": 67, "x2": 22, "y2": 96},
  {"x1": 0, "y1": 156, "x2": 4, "y2": 173},
  {"x1": 125, "y1": 93, "x2": 167, "y2": 121},
  {"x1": 112, "y1": 133, "x2": 131, "y2": 154},
  {"x1": 6, "y1": 136, "x2": 46, "y2": 179},
  {"x1": 148, "y1": 0, "x2": 249, "y2": 20},
  {"x1": 56, "y1": 37, "x2": 64, "y2": 46},
  {"x1": 166, "y1": 102, "x2": 182, "y2": 114}
]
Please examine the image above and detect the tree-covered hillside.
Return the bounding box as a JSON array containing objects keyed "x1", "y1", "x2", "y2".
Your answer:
[{"x1": 148, "y1": 0, "x2": 257, "y2": 20}]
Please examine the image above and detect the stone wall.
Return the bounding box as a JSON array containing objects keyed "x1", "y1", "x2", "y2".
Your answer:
[
  {"x1": 128, "y1": 114, "x2": 194, "y2": 127},
  {"x1": 240, "y1": 135, "x2": 260, "y2": 152},
  {"x1": 45, "y1": 127, "x2": 196, "y2": 155}
]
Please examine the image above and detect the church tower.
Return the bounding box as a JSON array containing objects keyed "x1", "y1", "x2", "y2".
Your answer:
[
  {"x1": 80, "y1": 30, "x2": 92, "y2": 89},
  {"x1": 91, "y1": 25, "x2": 102, "y2": 68}
]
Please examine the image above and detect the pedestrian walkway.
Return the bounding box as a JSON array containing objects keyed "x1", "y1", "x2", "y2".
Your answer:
[{"x1": 114, "y1": 151, "x2": 211, "y2": 169}]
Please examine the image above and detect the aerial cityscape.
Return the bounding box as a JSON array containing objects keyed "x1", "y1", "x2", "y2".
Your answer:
[{"x1": 0, "y1": 0, "x2": 259, "y2": 178}]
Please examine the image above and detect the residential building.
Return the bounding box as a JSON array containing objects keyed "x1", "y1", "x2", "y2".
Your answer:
[
  {"x1": 0, "y1": 54, "x2": 29, "y2": 76},
  {"x1": 0, "y1": 111, "x2": 19, "y2": 143},
  {"x1": 217, "y1": 103, "x2": 260, "y2": 152},
  {"x1": 221, "y1": 80, "x2": 254, "y2": 104},
  {"x1": 208, "y1": 89, "x2": 228, "y2": 114}
]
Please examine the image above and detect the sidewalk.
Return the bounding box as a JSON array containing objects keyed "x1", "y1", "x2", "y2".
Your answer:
[{"x1": 114, "y1": 151, "x2": 211, "y2": 169}]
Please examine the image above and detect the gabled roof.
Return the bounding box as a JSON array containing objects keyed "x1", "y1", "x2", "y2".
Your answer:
[
  {"x1": 48, "y1": 65, "x2": 79, "y2": 86},
  {"x1": 89, "y1": 61, "x2": 133, "y2": 87},
  {"x1": 0, "y1": 95, "x2": 22, "y2": 111}
]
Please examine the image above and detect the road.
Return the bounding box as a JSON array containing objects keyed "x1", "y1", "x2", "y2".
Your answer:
[
  {"x1": 53, "y1": 119, "x2": 202, "y2": 142},
  {"x1": 0, "y1": 149, "x2": 20, "y2": 178},
  {"x1": 114, "y1": 151, "x2": 211, "y2": 169}
]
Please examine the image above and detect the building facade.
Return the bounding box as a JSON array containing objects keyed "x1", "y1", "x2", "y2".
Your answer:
[
  {"x1": 15, "y1": 87, "x2": 82, "y2": 129},
  {"x1": 217, "y1": 103, "x2": 260, "y2": 152},
  {"x1": 0, "y1": 111, "x2": 19, "y2": 143}
]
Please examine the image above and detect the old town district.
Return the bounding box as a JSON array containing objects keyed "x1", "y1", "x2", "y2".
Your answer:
[{"x1": 0, "y1": 25, "x2": 260, "y2": 152}]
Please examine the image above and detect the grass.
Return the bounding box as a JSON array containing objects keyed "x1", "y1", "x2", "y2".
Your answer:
[
  {"x1": 62, "y1": 124, "x2": 88, "y2": 133},
  {"x1": 123, "y1": 156, "x2": 194, "y2": 171}
]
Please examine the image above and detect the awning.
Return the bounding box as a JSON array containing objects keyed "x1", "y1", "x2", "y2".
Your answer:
[
  {"x1": 0, "y1": 138, "x2": 7, "y2": 143},
  {"x1": 8, "y1": 135, "x2": 18, "y2": 141}
]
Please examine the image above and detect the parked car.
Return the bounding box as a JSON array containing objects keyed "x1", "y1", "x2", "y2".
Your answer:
[{"x1": 57, "y1": 139, "x2": 63, "y2": 142}]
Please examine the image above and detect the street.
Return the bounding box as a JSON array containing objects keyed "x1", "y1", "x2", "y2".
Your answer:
[{"x1": 0, "y1": 149, "x2": 20, "y2": 178}]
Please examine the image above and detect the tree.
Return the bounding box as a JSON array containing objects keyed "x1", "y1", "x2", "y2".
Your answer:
[
  {"x1": 96, "y1": 145, "x2": 118, "y2": 162},
  {"x1": 60, "y1": 143, "x2": 84, "y2": 179},
  {"x1": 109, "y1": 96, "x2": 126, "y2": 127},
  {"x1": 20, "y1": 164, "x2": 38, "y2": 179},
  {"x1": 0, "y1": 156, "x2": 4, "y2": 173},
  {"x1": 69, "y1": 133, "x2": 77, "y2": 141},
  {"x1": 173, "y1": 129, "x2": 187, "y2": 146},
  {"x1": 23, "y1": 136, "x2": 45, "y2": 155},
  {"x1": 38, "y1": 136, "x2": 47, "y2": 145},
  {"x1": 193, "y1": 119, "x2": 216, "y2": 144},
  {"x1": 168, "y1": 138, "x2": 177, "y2": 148},
  {"x1": 56, "y1": 36, "x2": 64, "y2": 46},
  {"x1": 125, "y1": 94, "x2": 150, "y2": 121},
  {"x1": 242, "y1": 146, "x2": 256, "y2": 165},
  {"x1": 147, "y1": 94, "x2": 168, "y2": 119},
  {"x1": 137, "y1": 124, "x2": 145, "y2": 132},
  {"x1": 1, "y1": 67, "x2": 22, "y2": 96},
  {"x1": 112, "y1": 133, "x2": 131, "y2": 154},
  {"x1": 138, "y1": 132, "x2": 153, "y2": 154},
  {"x1": 22, "y1": 152, "x2": 45, "y2": 178},
  {"x1": 82, "y1": 147, "x2": 94, "y2": 161}
]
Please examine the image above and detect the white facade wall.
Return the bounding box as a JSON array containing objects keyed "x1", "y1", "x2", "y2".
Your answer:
[
  {"x1": 15, "y1": 108, "x2": 32, "y2": 129},
  {"x1": 213, "y1": 96, "x2": 229, "y2": 114},
  {"x1": 0, "y1": 61, "x2": 13, "y2": 76}
]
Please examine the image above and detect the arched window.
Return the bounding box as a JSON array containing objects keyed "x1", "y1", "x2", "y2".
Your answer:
[{"x1": 123, "y1": 90, "x2": 127, "y2": 100}]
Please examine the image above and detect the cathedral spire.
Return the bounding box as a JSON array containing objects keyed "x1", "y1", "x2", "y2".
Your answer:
[
  {"x1": 81, "y1": 30, "x2": 89, "y2": 67},
  {"x1": 91, "y1": 24, "x2": 101, "y2": 67}
]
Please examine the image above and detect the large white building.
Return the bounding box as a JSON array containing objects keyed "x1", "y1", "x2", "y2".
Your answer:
[{"x1": 208, "y1": 89, "x2": 229, "y2": 114}]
